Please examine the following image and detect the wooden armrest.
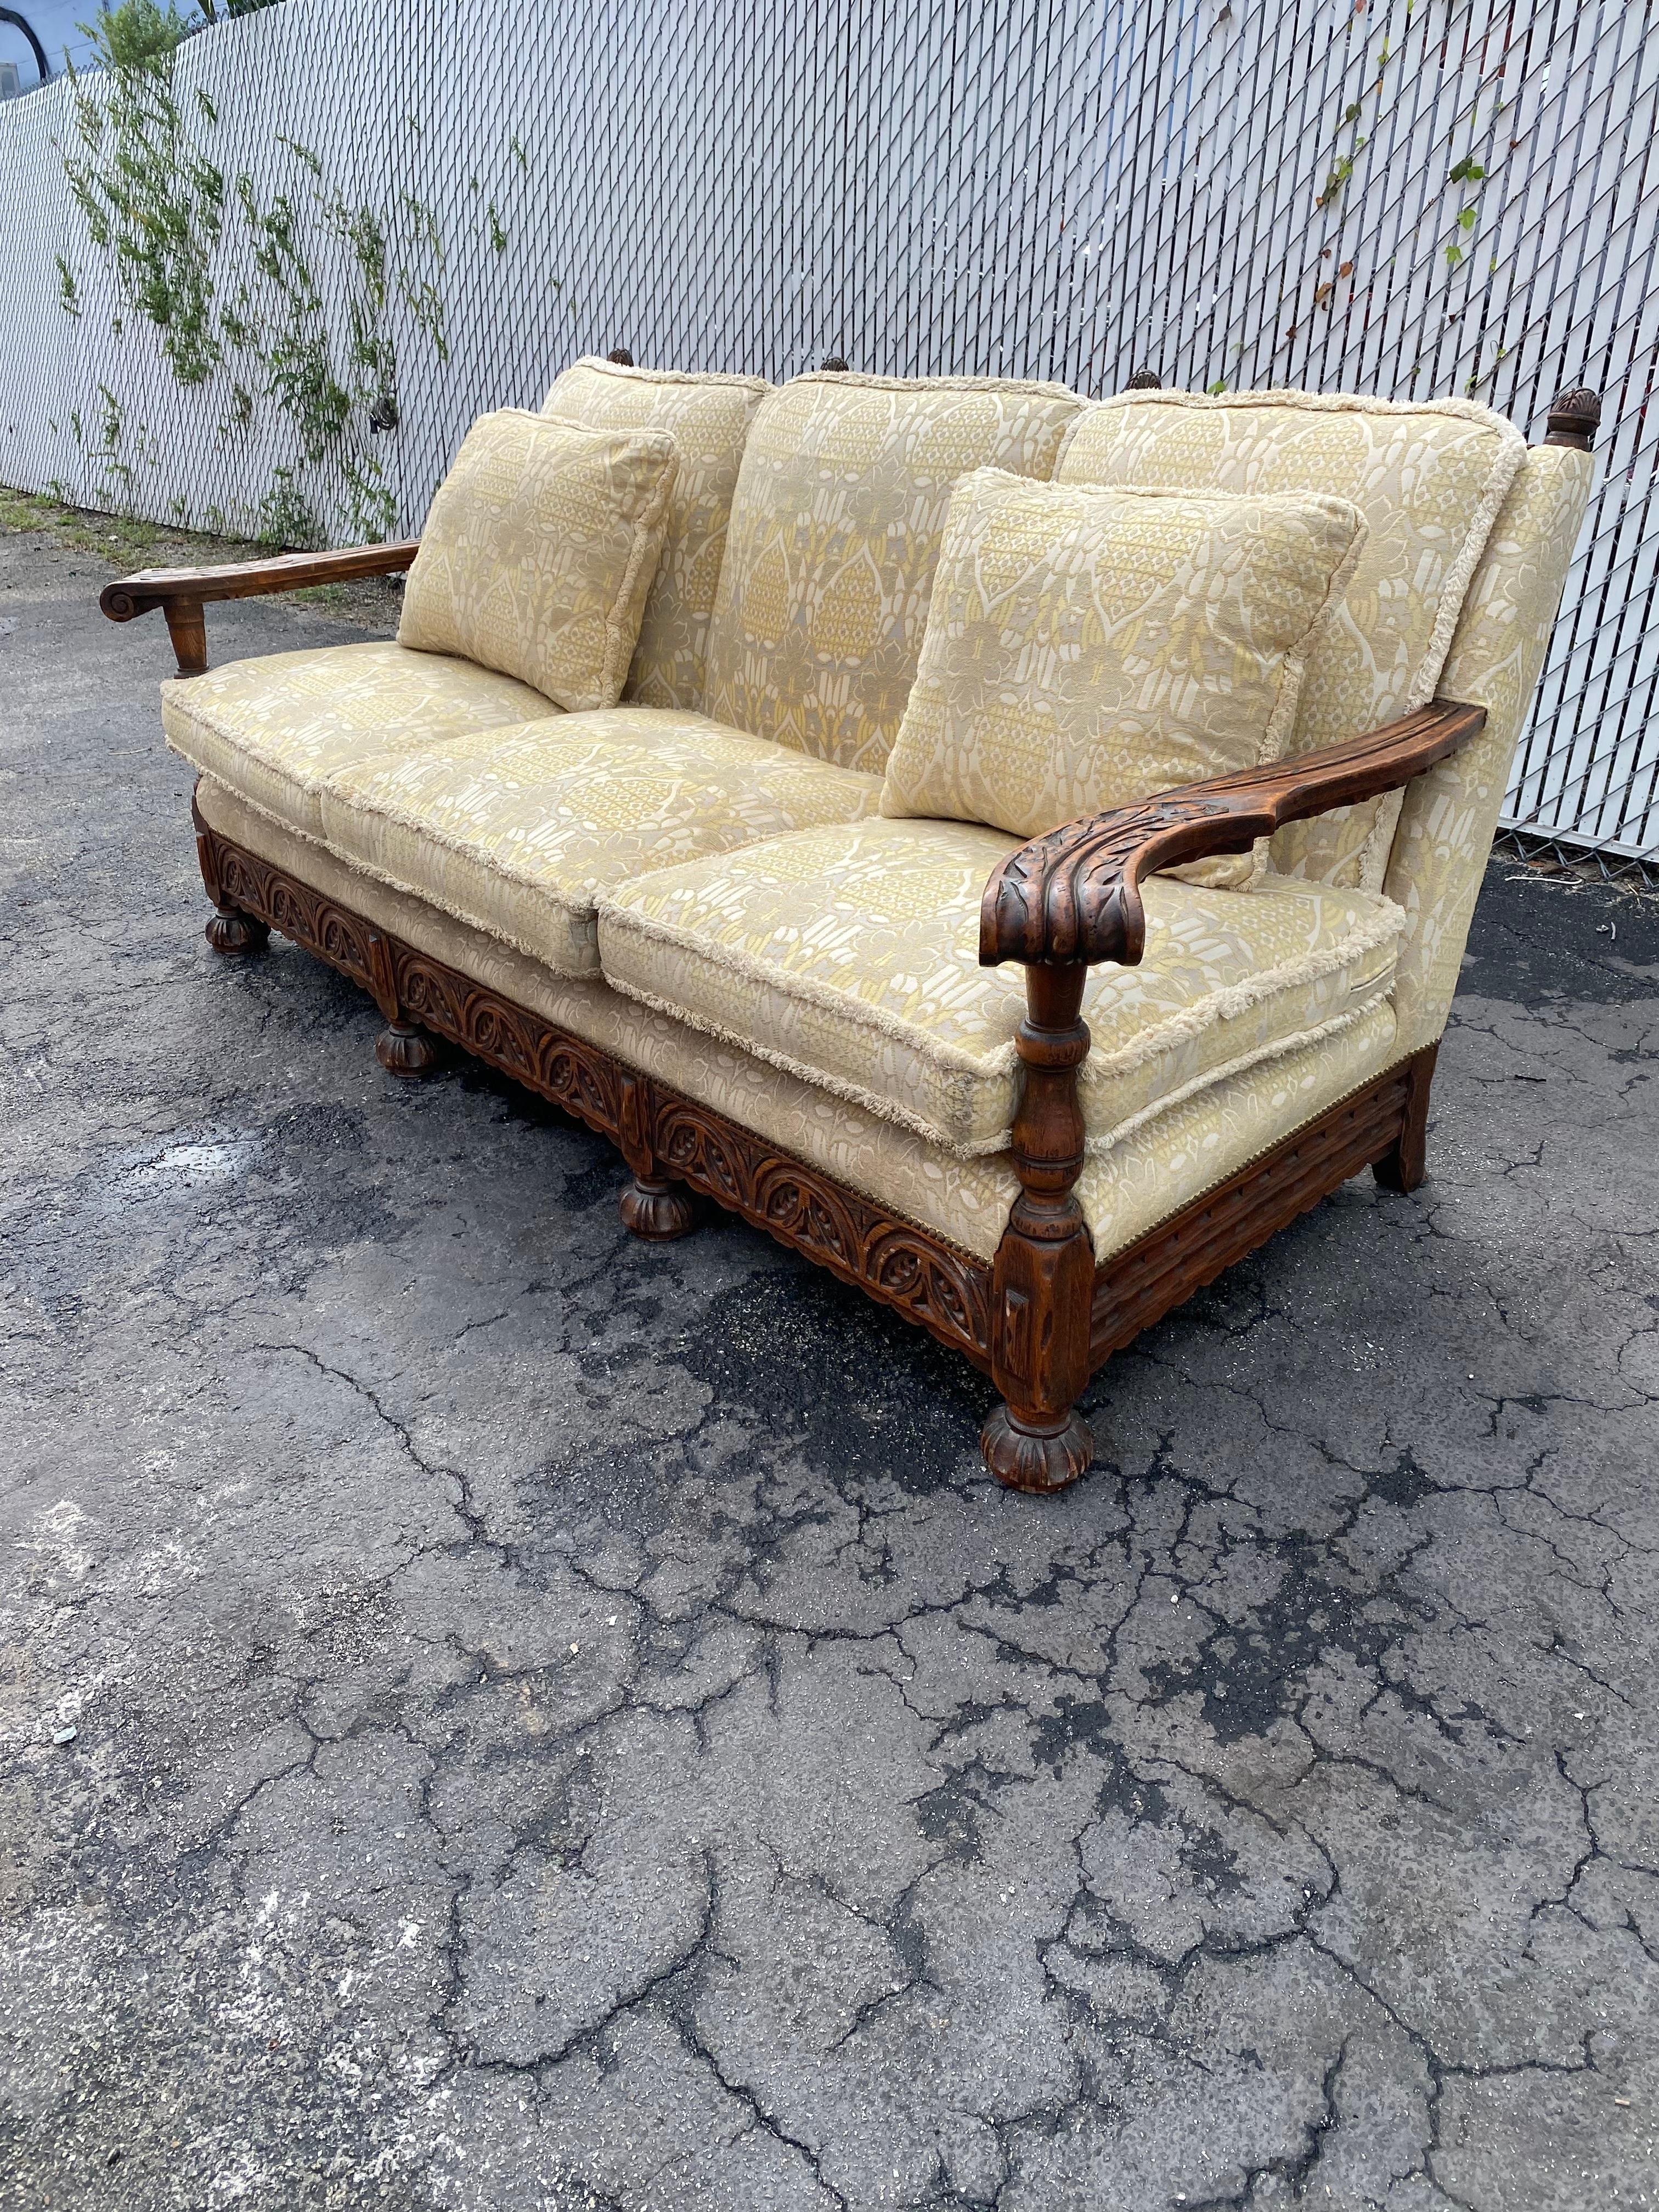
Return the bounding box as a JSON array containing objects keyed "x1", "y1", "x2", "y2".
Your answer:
[
  {"x1": 979, "y1": 698, "x2": 1487, "y2": 969},
  {"x1": 100, "y1": 539, "x2": 420, "y2": 623},
  {"x1": 99, "y1": 539, "x2": 420, "y2": 678}
]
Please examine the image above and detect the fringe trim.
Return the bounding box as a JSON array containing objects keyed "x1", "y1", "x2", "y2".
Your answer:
[
  {"x1": 1355, "y1": 788, "x2": 1407, "y2": 895},
  {"x1": 599, "y1": 885, "x2": 1405, "y2": 1154},
  {"x1": 167, "y1": 733, "x2": 331, "y2": 848},
  {"x1": 789, "y1": 369, "x2": 1083, "y2": 401},
  {"x1": 1082, "y1": 891, "x2": 1404, "y2": 1082},
  {"x1": 602, "y1": 880, "x2": 1403, "y2": 1078},
  {"x1": 557, "y1": 357, "x2": 773, "y2": 394},
  {"x1": 1082, "y1": 997, "x2": 1385, "y2": 1158},
  {"x1": 312, "y1": 751, "x2": 879, "y2": 966},
  {"x1": 606, "y1": 964, "x2": 1398, "y2": 1169},
  {"x1": 597, "y1": 894, "x2": 1021, "y2": 1080},
  {"x1": 402, "y1": 409, "x2": 681, "y2": 714},
  {"x1": 1057, "y1": 385, "x2": 1530, "y2": 894},
  {"x1": 602, "y1": 970, "x2": 1013, "y2": 1158},
  {"x1": 1061, "y1": 385, "x2": 1527, "y2": 455},
  {"x1": 880, "y1": 471, "x2": 1370, "y2": 894},
  {"x1": 308, "y1": 815, "x2": 602, "y2": 978}
]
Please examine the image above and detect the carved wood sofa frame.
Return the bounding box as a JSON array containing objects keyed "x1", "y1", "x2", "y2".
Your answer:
[{"x1": 101, "y1": 384, "x2": 1601, "y2": 1494}]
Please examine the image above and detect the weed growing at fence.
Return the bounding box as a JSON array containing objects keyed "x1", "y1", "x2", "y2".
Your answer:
[
  {"x1": 63, "y1": 10, "x2": 225, "y2": 387},
  {"x1": 52, "y1": 0, "x2": 442, "y2": 544}
]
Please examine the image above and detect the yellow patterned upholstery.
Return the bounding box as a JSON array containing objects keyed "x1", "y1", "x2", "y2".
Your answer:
[
  {"x1": 701, "y1": 373, "x2": 1084, "y2": 773},
  {"x1": 1055, "y1": 390, "x2": 1527, "y2": 889},
  {"x1": 161, "y1": 640, "x2": 562, "y2": 839},
  {"x1": 1387, "y1": 443, "x2": 1594, "y2": 1051},
  {"x1": 315, "y1": 708, "x2": 883, "y2": 976},
  {"x1": 200, "y1": 774, "x2": 1407, "y2": 1266},
  {"x1": 879, "y1": 468, "x2": 1367, "y2": 889},
  {"x1": 399, "y1": 408, "x2": 679, "y2": 710},
  {"x1": 597, "y1": 817, "x2": 1404, "y2": 1155},
  {"x1": 543, "y1": 358, "x2": 771, "y2": 710}
]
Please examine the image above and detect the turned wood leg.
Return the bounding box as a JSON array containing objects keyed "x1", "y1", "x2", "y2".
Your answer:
[
  {"x1": 164, "y1": 597, "x2": 208, "y2": 678},
  {"x1": 375, "y1": 1019, "x2": 441, "y2": 1077},
  {"x1": 616, "y1": 1073, "x2": 696, "y2": 1240},
  {"x1": 619, "y1": 1172, "x2": 697, "y2": 1240},
  {"x1": 982, "y1": 965, "x2": 1097, "y2": 1494},
  {"x1": 1373, "y1": 1042, "x2": 1438, "y2": 1194},
  {"x1": 192, "y1": 786, "x2": 268, "y2": 955},
  {"x1": 357, "y1": 929, "x2": 441, "y2": 1077},
  {"x1": 205, "y1": 906, "x2": 270, "y2": 955}
]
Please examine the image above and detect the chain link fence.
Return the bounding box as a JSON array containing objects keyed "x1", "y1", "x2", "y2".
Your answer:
[{"x1": 1, "y1": 0, "x2": 1654, "y2": 871}]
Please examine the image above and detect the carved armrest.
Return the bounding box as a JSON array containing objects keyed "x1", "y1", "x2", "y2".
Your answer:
[
  {"x1": 980, "y1": 698, "x2": 1486, "y2": 969},
  {"x1": 100, "y1": 539, "x2": 420, "y2": 675}
]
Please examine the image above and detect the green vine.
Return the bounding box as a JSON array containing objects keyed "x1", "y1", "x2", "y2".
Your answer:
[
  {"x1": 63, "y1": 5, "x2": 225, "y2": 385},
  {"x1": 54, "y1": 0, "x2": 452, "y2": 545}
]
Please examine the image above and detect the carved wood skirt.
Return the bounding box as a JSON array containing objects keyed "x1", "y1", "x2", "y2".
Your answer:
[{"x1": 197, "y1": 814, "x2": 1429, "y2": 1396}]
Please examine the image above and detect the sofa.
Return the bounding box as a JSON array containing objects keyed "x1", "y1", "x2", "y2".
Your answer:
[{"x1": 100, "y1": 354, "x2": 1600, "y2": 1492}]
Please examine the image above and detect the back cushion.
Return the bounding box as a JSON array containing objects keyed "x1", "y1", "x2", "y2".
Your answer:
[
  {"x1": 1054, "y1": 391, "x2": 1526, "y2": 888},
  {"x1": 702, "y1": 373, "x2": 1084, "y2": 774},
  {"x1": 544, "y1": 358, "x2": 771, "y2": 711}
]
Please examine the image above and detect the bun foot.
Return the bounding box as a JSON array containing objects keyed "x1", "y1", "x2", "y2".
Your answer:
[
  {"x1": 980, "y1": 1402, "x2": 1094, "y2": 1493},
  {"x1": 619, "y1": 1173, "x2": 696, "y2": 1241},
  {"x1": 376, "y1": 1019, "x2": 441, "y2": 1078},
  {"x1": 205, "y1": 906, "x2": 269, "y2": 956}
]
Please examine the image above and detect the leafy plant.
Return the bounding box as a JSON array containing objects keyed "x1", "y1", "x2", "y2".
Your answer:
[
  {"x1": 64, "y1": 2, "x2": 225, "y2": 383},
  {"x1": 342, "y1": 455, "x2": 396, "y2": 544},
  {"x1": 256, "y1": 465, "x2": 317, "y2": 548},
  {"x1": 55, "y1": 1, "x2": 437, "y2": 543}
]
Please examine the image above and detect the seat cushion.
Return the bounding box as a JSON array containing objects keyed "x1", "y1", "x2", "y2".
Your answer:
[
  {"x1": 1054, "y1": 389, "x2": 1527, "y2": 889},
  {"x1": 700, "y1": 372, "x2": 1084, "y2": 774},
  {"x1": 879, "y1": 467, "x2": 1366, "y2": 888},
  {"x1": 161, "y1": 640, "x2": 562, "y2": 839},
  {"x1": 543, "y1": 358, "x2": 771, "y2": 711},
  {"x1": 399, "y1": 408, "x2": 679, "y2": 710},
  {"x1": 597, "y1": 819, "x2": 1405, "y2": 1155},
  {"x1": 316, "y1": 709, "x2": 884, "y2": 977}
]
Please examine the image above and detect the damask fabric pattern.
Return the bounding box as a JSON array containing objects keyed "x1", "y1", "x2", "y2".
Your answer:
[
  {"x1": 700, "y1": 373, "x2": 1084, "y2": 774},
  {"x1": 1387, "y1": 443, "x2": 1595, "y2": 1052},
  {"x1": 1076, "y1": 998, "x2": 1400, "y2": 1261},
  {"x1": 879, "y1": 468, "x2": 1367, "y2": 890},
  {"x1": 597, "y1": 817, "x2": 1404, "y2": 1155},
  {"x1": 541, "y1": 359, "x2": 771, "y2": 711},
  {"x1": 161, "y1": 641, "x2": 562, "y2": 840},
  {"x1": 1054, "y1": 390, "x2": 1528, "y2": 890},
  {"x1": 196, "y1": 771, "x2": 1022, "y2": 1261},
  {"x1": 315, "y1": 708, "x2": 884, "y2": 977},
  {"x1": 399, "y1": 408, "x2": 679, "y2": 711},
  {"x1": 195, "y1": 774, "x2": 1402, "y2": 1269}
]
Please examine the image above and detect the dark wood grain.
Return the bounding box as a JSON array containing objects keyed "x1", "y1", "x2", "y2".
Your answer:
[
  {"x1": 983, "y1": 964, "x2": 1097, "y2": 1492},
  {"x1": 201, "y1": 822, "x2": 997, "y2": 1371},
  {"x1": 1543, "y1": 387, "x2": 1600, "y2": 452},
  {"x1": 101, "y1": 539, "x2": 420, "y2": 624},
  {"x1": 195, "y1": 823, "x2": 1436, "y2": 1491},
  {"x1": 980, "y1": 699, "x2": 1486, "y2": 970},
  {"x1": 1372, "y1": 1042, "x2": 1437, "y2": 1192}
]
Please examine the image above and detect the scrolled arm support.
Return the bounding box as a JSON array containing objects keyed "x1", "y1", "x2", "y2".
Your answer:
[
  {"x1": 100, "y1": 539, "x2": 421, "y2": 675},
  {"x1": 979, "y1": 698, "x2": 1487, "y2": 971}
]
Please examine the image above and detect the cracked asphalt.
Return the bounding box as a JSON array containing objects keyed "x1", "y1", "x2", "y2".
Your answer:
[{"x1": 2, "y1": 525, "x2": 1657, "y2": 2212}]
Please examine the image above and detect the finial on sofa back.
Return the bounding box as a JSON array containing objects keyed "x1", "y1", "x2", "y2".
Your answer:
[{"x1": 1544, "y1": 386, "x2": 1600, "y2": 451}]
